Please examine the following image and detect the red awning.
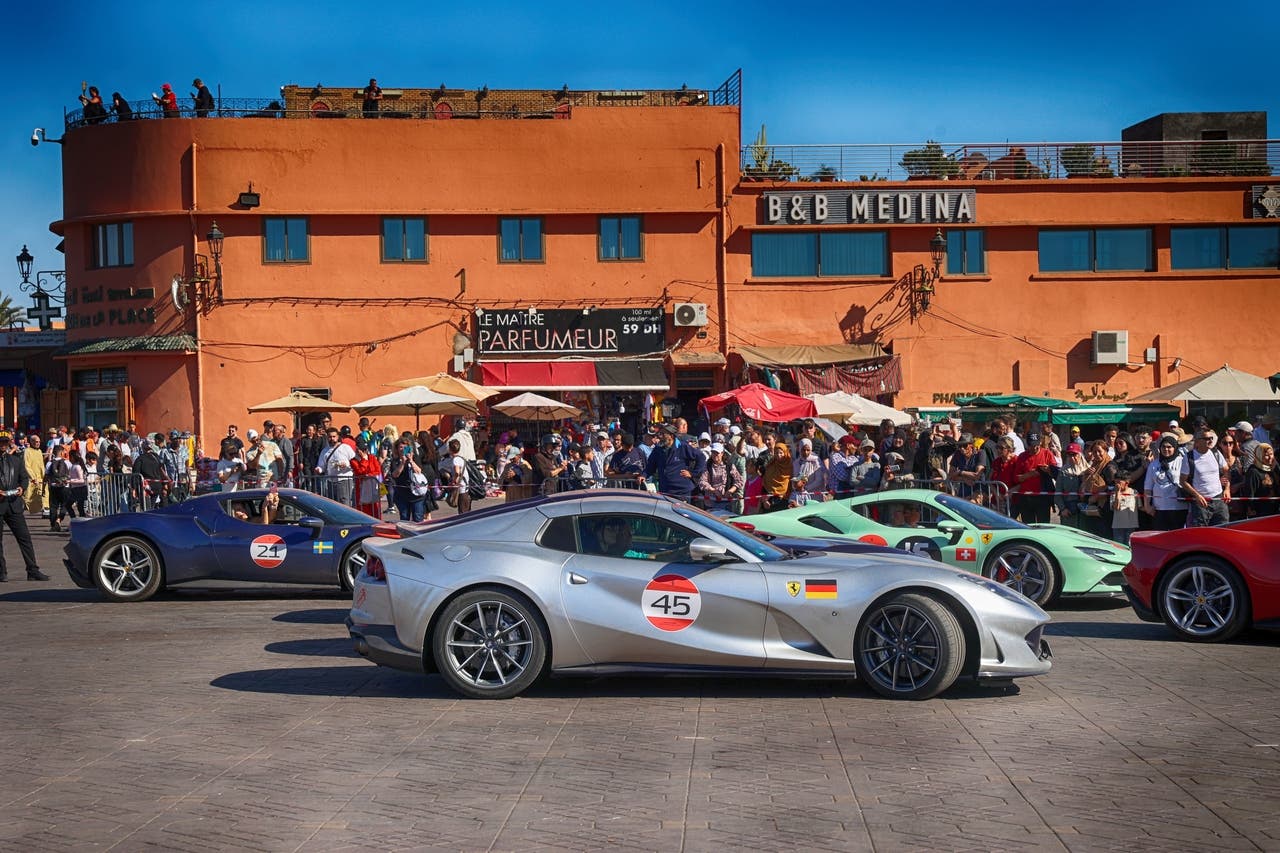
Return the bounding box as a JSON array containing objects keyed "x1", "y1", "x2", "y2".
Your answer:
[
  {"x1": 698, "y1": 383, "x2": 818, "y2": 423},
  {"x1": 479, "y1": 360, "x2": 668, "y2": 391}
]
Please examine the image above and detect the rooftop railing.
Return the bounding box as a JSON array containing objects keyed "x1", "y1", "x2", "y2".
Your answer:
[{"x1": 740, "y1": 140, "x2": 1279, "y2": 182}]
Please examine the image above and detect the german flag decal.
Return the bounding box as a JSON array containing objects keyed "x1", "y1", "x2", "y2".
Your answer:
[{"x1": 805, "y1": 579, "x2": 838, "y2": 599}]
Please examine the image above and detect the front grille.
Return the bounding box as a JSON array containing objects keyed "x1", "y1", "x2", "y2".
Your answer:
[{"x1": 1024, "y1": 625, "x2": 1045, "y2": 655}]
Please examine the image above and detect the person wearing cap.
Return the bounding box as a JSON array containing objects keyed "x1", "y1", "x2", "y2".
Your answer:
[
  {"x1": 1232, "y1": 420, "x2": 1260, "y2": 468},
  {"x1": 947, "y1": 433, "x2": 982, "y2": 501},
  {"x1": 192, "y1": 77, "x2": 214, "y2": 117},
  {"x1": 828, "y1": 435, "x2": 858, "y2": 498},
  {"x1": 698, "y1": 442, "x2": 743, "y2": 511},
  {"x1": 448, "y1": 417, "x2": 476, "y2": 462},
  {"x1": 153, "y1": 83, "x2": 179, "y2": 117},
  {"x1": 0, "y1": 431, "x2": 46, "y2": 581},
  {"x1": 1143, "y1": 434, "x2": 1188, "y2": 530},
  {"x1": 644, "y1": 424, "x2": 706, "y2": 501},
  {"x1": 846, "y1": 438, "x2": 881, "y2": 494},
  {"x1": 1054, "y1": 441, "x2": 1091, "y2": 527},
  {"x1": 533, "y1": 434, "x2": 568, "y2": 491},
  {"x1": 160, "y1": 431, "x2": 191, "y2": 503}
]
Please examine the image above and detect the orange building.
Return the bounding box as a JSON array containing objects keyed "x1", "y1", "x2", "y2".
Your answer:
[{"x1": 48, "y1": 79, "x2": 1279, "y2": 442}]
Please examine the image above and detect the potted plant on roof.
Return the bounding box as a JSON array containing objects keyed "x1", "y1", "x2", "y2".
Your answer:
[
  {"x1": 899, "y1": 141, "x2": 960, "y2": 180},
  {"x1": 743, "y1": 124, "x2": 799, "y2": 182}
]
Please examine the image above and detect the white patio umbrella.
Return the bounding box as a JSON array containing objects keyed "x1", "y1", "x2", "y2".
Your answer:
[
  {"x1": 1128, "y1": 364, "x2": 1280, "y2": 403},
  {"x1": 806, "y1": 391, "x2": 913, "y2": 427},
  {"x1": 491, "y1": 392, "x2": 581, "y2": 421},
  {"x1": 350, "y1": 386, "x2": 477, "y2": 430}
]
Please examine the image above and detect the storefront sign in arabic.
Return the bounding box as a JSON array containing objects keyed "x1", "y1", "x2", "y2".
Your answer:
[
  {"x1": 476, "y1": 307, "x2": 665, "y2": 356},
  {"x1": 762, "y1": 190, "x2": 976, "y2": 225}
]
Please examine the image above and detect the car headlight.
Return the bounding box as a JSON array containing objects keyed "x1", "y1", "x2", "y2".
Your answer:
[
  {"x1": 956, "y1": 571, "x2": 1029, "y2": 604},
  {"x1": 1076, "y1": 546, "x2": 1124, "y2": 562}
]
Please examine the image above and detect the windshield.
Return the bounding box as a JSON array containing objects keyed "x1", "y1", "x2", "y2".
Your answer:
[
  {"x1": 935, "y1": 493, "x2": 1027, "y2": 530},
  {"x1": 672, "y1": 504, "x2": 791, "y2": 562},
  {"x1": 292, "y1": 492, "x2": 378, "y2": 525}
]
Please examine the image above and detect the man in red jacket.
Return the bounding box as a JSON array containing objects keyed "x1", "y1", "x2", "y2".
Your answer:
[{"x1": 1013, "y1": 431, "x2": 1059, "y2": 524}]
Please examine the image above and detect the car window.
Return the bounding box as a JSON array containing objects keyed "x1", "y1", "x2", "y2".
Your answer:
[
  {"x1": 538, "y1": 516, "x2": 578, "y2": 553},
  {"x1": 935, "y1": 494, "x2": 1027, "y2": 530},
  {"x1": 272, "y1": 498, "x2": 305, "y2": 524},
  {"x1": 801, "y1": 515, "x2": 843, "y2": 535},
  {"x1": 577, "y1": 514, "x2": 696, "y2": 561},
  {"x1": 223, "y1": 498, "x2": 260, "y2": 521}
]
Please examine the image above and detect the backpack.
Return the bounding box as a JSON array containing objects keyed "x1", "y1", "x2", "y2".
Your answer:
[
  {"x1": 47, "y1": 459, "x2": 70, "y2": 486},
  {"x1": 466, "y1": 459, "x2": 487, "y2": 499}
]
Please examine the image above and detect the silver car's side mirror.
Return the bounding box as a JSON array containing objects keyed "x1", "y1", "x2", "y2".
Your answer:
[{"x1": 688, "y1": 537, "x2": 732, "y2": 562}]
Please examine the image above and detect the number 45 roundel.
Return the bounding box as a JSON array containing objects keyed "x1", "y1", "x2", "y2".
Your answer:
[{"x1": 642, "y1": 574, "x2": 701, "y2": 632}]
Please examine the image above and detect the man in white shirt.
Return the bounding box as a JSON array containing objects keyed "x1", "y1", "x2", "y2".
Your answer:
[
  {"x1": 449, "y1": 417, "x2": 476, "y2": 462},
  {"x1": 1179, "y1": 430, "x2": 1229, "y2": 527},
  {"x1": 316, "y1": 427, "x2": 355, "y2": 504}
]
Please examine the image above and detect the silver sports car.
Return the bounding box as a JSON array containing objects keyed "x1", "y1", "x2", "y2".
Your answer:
[{"x1": 348, "y1": 490, "x2": 1051, "y2": 700}]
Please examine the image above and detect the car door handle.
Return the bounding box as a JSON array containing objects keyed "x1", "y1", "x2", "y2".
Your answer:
[{"x1": 567, "y1": 572, "x2": 589, "y2": 585}]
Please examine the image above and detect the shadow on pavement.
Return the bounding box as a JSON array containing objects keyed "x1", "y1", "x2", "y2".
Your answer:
[
  {"x1": 0, "y1": 588, "x2": 101, "y2": 603},
  {"x1": 272, "y1": 607, "x2": 349, "y2": 624},
  {"x1": 1047, "y1": 620, "x2": 1173, "y2": 641},
  {"x1": 1052, "y1": 597, "x2": 1131, "y2": 613},
  {"x1": 264, "y1": 637, "x2": 359, "y2": 658},
  {"x1": 212, "y1": 665, "x2": 1021, "y2": 702},
  {"x1": 211, "y1": 665, "x2": 451, "y2": 698}
]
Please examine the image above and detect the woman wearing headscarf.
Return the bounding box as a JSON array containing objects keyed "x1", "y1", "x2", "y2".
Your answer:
[
  {"x1": 1055, "y1": 442, "x2": 1091, "y2": 528},
  {"x1": 1241, "y1": 443, "x2": 1279, "y2": 518},
  {"x1": 111, "y1": 92, "x2": 133, "y2": 121}
]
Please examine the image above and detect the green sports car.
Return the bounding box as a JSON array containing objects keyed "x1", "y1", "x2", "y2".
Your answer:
[{"x1": 730, "y1": 488, "x2": 1128, "y2": 606}]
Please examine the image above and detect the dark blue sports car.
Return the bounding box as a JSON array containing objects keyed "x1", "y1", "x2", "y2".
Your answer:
[{"x1": 64, "y1": 488, "x2": 389, "y2": 602}]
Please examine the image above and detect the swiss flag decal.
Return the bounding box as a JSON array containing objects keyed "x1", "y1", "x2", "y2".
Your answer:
[{"x1": 955, "y1": 547, "x2": 977, "y2": 562}]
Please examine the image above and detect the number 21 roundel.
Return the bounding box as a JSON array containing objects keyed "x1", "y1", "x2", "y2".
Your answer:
[
  {"x1": 642, "y1": 574, "x2": 701, "y2": 632},
  {"x1": 250, "y1": 534, "x2": 287, "y2": 568}
]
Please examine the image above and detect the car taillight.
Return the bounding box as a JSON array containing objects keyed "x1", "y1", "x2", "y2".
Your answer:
[
  {"x1": 372, "y1": 522, "x2": 401, "y2": 539},
  {"x1": 365, "y1": 554, "x2": 386, "y2": 581},
  {"x1": 731, "y1": 521, "x2": 756, "y2": 533}
]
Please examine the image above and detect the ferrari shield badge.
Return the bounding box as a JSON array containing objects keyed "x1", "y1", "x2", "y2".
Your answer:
[
  {"x1": 340, "y1": 529, "x2": 350, "y2": 539},
  {"x1": 786, "y1": 581, "x2": 801, "y2": 597},
  {"x1": 981, "y1": 533, "x2": 993, "y2": 545}
]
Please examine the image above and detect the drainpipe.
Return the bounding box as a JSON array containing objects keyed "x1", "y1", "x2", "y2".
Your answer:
[
  {"x1": 715, "y1": 143, "x2": 729, "y2": 386},
  {"x1": 190, "y1": 141, "x2": 205, "y2": 446}
]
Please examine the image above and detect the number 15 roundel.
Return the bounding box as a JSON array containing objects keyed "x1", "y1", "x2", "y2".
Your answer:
[{"x1": 642, "y1": 574, "x2": 701, "y2": 632}]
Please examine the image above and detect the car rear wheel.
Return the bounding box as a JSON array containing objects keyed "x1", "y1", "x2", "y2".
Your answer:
[
  {"x1": 984, "y1": 542, "x2": 1057, "y2": 607},
  {"x1": 1159, "y1": 556, "x2": 1249, "y2": 642},
  {"x1": 432, "y1": 589, "x2": 548, "y2": 699},
  {"x1": 856, "y1": 593, "x2": 964, "y2": 700},
  {"x1": 339, "y1": 541, "x2": 366, "y2": 592},
  {"x1": 93, "y1": 536, "x2": 163, "y2": 602}
]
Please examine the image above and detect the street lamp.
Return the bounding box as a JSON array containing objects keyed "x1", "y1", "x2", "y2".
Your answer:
[
  {"x1": 911, "y1": 228, "x2": 947, "y2": 317},
  {"x1": 14, "y1": 246, "x2": 65, "y2": 331},
  {"x1": 207, "y1": 220, "x2": 224, "y2": 302}
]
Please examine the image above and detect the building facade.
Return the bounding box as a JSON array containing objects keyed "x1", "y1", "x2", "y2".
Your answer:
[{"x1": 50, "y1": 77, "x2": 1279, "y2": 442}]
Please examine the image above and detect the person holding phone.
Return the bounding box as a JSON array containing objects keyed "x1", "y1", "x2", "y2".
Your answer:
[{"x1": 390, "y1": 438, "x2": 430, "y2": 522}]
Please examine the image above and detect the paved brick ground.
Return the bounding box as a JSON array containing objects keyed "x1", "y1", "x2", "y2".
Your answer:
[{"x1": 2, "y1": 525, "x2": 1278, "y2": 851}]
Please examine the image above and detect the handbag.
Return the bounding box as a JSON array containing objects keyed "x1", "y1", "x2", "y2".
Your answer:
[{"x1": 409, "y1": 470, "x2": 430, "y2": 497}]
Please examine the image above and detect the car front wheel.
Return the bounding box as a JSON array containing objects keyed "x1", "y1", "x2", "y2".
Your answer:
[
  {"x1": 432, "y1": 589, "x2": 548, "y2": 699},
  {"x1": 339, "y1": 541, "x2": 367, "y2": 592},
  {"x1": 93, "y1": 536, "x2": 164, "y2": 602},
  {"x1": 1159, "y1": 557, "x2": 1249, "y2": 642},
  {"x1": 984, "y1": 542, "x2": 1057, "y2": 607},
  {"x1": 856, "y1": 593, "x2": 964, "y2": 700}
]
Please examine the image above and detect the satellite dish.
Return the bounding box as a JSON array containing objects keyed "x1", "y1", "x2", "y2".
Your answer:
[{"x1": 171, "y1": 274, "x2": 188, "y2": 311}]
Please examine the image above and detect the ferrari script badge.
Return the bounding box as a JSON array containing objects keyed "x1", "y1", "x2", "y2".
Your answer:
[{"x1": 786, "y1": 581, "x2": 801, "y2": 598}]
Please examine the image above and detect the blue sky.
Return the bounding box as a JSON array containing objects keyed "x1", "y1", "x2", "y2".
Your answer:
[{"x1": 2, "y1": 0, "x2": 1276, "y2": 316}]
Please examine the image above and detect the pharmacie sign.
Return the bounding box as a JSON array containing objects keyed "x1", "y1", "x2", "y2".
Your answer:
[
  {"x1": 762, "y1": 189, "x2": 976, "y2": 225},
  {"x1": 477, "y1": 307, "x2": 665, "y2": 356}
]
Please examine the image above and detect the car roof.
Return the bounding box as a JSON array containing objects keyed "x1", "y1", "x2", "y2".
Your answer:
[{"x1": 420, "y1": 488, "x2": 669, "y2": 533}]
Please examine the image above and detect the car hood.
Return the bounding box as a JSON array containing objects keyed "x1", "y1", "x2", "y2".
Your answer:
[{"x1": 1025, "y1": 523, "x2": 1130, "y2": 560}]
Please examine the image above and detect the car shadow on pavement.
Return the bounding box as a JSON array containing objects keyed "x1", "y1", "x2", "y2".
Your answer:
[
  {"x1": 264, "y1": 638, "x2": 360, "y2": 658},
  {"x1": 211, "y1": 665, "x2": 454, "y2": 698},
  {"x1": 1052, "y1": 597, "x2": 1132, "y2": 612},
  {"x1": 1046, "y1": 621, "x2": 1174, "y2": 641},
  {"x1": 0, "y1": 588, "x2": 101, "y2": 603},
  {"x1": 271, "y1": 607, "x2": 350, "y2": 624}
]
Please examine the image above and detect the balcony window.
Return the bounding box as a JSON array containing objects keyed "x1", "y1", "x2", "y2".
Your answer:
[
  {"x1": 382, "y1": 217, "x2": 428, "y2": 262},
  {"x1": 599, "y1": 216, "x2": 643, "y2": 260},
  {"x1": 1039, "y1": 228, "x2": 1152, "y2": 272},
  {"x1": 499, "y1": 217, "x2": 544, "y2": 263},
  {"x1": 1171, "y1": 225, "x2": 1280, "y2": 270},
  {"x1": 946, "y1": 229, "x2": 986, "y2": 275},
  {"x1": 264, "y1": 217, "x2": 309, "y2": 263},
  {"x1": 751, "y1": 231, "x2": 887, "y2": 278},
  {"x1": 91, "y1": 222, "x2": 133, "y2": 269}
]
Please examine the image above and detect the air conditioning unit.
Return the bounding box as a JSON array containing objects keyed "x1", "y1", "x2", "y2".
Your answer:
[
  {"x1": 1091, "y1": 330, "x2": 1129, "y2": 366},
  {"x1": 673, "y1": 302, "x2": 708, "y2": 327}
]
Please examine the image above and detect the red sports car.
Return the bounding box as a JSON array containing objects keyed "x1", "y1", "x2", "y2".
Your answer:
[{"x1": 1123, "y1": 515, "x2": 1280, "y2": 642}]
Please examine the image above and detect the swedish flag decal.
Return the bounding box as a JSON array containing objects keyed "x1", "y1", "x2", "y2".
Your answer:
[{"x1": 313, "y1": 541, "x2": 334, "y2": 554}]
